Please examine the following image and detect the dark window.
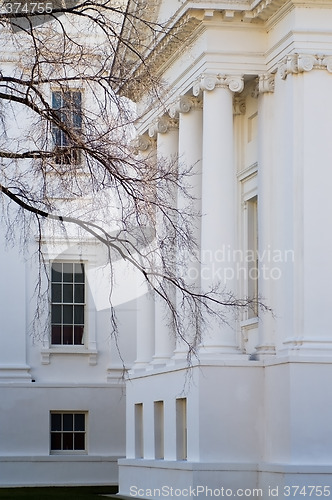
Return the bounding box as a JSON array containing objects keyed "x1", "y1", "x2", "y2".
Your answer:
[
  {"x1": 50, "y1": 412, "x2": 86, "y2": 452},
  {"x1": 51, "y1": 262, "x2": 85, "y2": 345},
  {"x1": 52, "y1": 90, "x2": 82, "y2": 165}
]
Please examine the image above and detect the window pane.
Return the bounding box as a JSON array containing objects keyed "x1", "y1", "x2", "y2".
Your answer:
[
  {"x1": 63, "y1": 414, "x2": 73, "y2": 431},
  {"x1": 74, "y1": 284, "x2": 84, "y2": 303},
  {"x1": 52, "y1": 91, "x2": 62, "y2": 110},
  {"x1": 51, "y1": 414, "x2": 62, "y2": 431},
  {"x1": 74, "y1": 305, "x2": 84, "y2": 325},
  {"x1": 63, "y1": 305, "x2": 73, "y2": 324},
  {"x1": 63, "y1": 263, "x2": 73, "y2": 283},
  {"x1": 51, "y1": 433, "x2": 62, "y2": 450},
  {"x1": 63, "y1": 325, "x2": 73, "y2": 345},
  {"x1": 52, "y1": 283, "x2": 62, "y2": 303},
  {"x1": 51, "y1": 326, "x2": 62, "y2": 344},
  {"x1": 74, "y1": 263, "x2": 84, "y2": 283},
  {"x1": 51, "y1": 263, "x2": 62, "y2": 283},
  {"x1": 74, "y1": 326, "x2": 84, "y2": 345},
  {"x1": 63, "y1": 433, "x2": 73, "y2": 450},
  {"x1": 52, "y1": 127, "x2": 62, "y2": 147},
  {"x1": 74, "y1": 433, "x2": 85, "y2": 450},
  {"x1": 63, "y1": 284, "x2": 73, "y2": 303},
  {"x1": 72, "y1": 92, "x2": 82, "y2": 129},
  {"x1": 74, "y1": 414, "x2": 85, "y2": 431},
  {"x1": 52, "y1": 305, "x2": 62, "y2": 324}
]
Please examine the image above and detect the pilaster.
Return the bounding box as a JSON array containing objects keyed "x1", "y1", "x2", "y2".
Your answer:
[{"x1": 256, "y1": 72, "x2": 276, "y2": 356}]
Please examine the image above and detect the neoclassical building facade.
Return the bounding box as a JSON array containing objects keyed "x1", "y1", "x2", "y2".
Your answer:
[
  {"x1": 118, "y1": 0, "x2": 332, "y2": 498},
  {"x1": 1, "y1": 0, "x2": 332, "y2": 495}
]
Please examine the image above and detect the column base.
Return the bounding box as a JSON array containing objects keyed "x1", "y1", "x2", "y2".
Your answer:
[
  {"x1": 280, "y1": 338, "x2": 332, "y2": 357},
  {"x1": 150, "y1": 355, "x2": 173, "y2": 368},
  {"x1": 255, "y1": 344, "x2": 276, "y2": 356},
  {"x1": 198, "y1": 344, "x2": 241, "y2": 358}
]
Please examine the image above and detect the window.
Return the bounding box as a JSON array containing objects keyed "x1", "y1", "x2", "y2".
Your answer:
[
  {"x1": 50, "y1": 412, "x2": 86, "y2": 453},
  {"x1": 51, "y1": 262, "x2": 85, "y2": 345},
  {"x1": 154, "y1": 401, "x2": 164, "y2": 459},
  {"x1": 135, "y1": 403, "x2": 144, "y2": 459},
  {"x1": 52, "y1": 90, "x2": 82, "y2": 165},
  {"x1": 176, "y1": 398, "x2": 187, "y2": 460}
]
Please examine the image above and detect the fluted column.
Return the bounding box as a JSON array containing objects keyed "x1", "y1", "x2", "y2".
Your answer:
[
  {"x1": 256, "y1": 74, "x2": 276, "y2": 356},
  {"x1": 149, "y1": 116, "x2": 178, "y2": 366},
  {"x1": 194, "y1": 74, "x2": 244, "y2": 355},
  {"x1": 131, "y1": 135, "x2": 156, "y2": 370},
  {"x1": 169, "y1": 96, "x2": 203, "y2": 359}
]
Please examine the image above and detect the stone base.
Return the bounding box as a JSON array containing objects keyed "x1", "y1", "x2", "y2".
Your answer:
[{"x1": 118, "y1": 459, "x2": 332, "y2": 499}]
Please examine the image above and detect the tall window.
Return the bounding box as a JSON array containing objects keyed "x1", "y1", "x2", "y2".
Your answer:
[
  {"x1": 52, "y1": 90, "x2": 82, "y2": 165},
  {"x1": 135, "y1": 403, "x2": 144, "y2": 459},
  {"x1": 176, "y1": 398, "x2": 187, "y2": 460},
  {"x1": 50, "y1": 412, "x2": 86, "y2": 453},
  {"x1": 51, "y1": 262, "x2": 85, "y2": 345},
  {"x1": 154, "y1": 401, "x2": 164, "y2": 460}
]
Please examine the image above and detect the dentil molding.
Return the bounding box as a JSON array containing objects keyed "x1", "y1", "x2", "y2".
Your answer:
[
  {"x1": 279, "y1": 54, "x2": 332, "y2": 80},
  {"x1": 193, "y1": 74, "x2": 244, "y2": 96}
]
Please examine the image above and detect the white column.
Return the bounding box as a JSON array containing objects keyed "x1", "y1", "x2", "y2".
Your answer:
[
  {"x1": 194, "y1": 74, "x2": 244, "y2": 356},
  {"x1": 256, "y1": 74, "x2": 276, "y2": 356},
  {"x1": 169, "y1": 96, "x2": 203, "y2": 359},
  {"x1": 150, "y1": 116, "x2": 178, "y2": 365},
  {"x1": 131, "y1": 134, "x2": 156, "y2": 370},
  {"x1": 132, "y1": 289, "x2": 155, "y2": 370}
]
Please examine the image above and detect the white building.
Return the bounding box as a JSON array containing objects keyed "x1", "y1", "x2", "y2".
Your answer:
[
  {"x1": 117, "y1": 0, "x2": 332, "y2": 498},
  {"x1": 0, "y1": 5, "x2": 137, "y2": 487},
  {"x1": 2, "y1": 0, "x2": 332, "y2": 497}
]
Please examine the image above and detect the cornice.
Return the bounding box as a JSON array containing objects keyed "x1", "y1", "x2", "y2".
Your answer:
[
  {"x1": 120, "y1": 0, "x2": 332, "y2": 101},
  {"x1": 119, "y1": 1, "x2": 289, "y2": 100}
]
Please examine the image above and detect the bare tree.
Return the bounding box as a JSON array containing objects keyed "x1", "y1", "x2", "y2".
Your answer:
[{"x1": 0, "y1": 0, "x2": 267, "y2": 362}]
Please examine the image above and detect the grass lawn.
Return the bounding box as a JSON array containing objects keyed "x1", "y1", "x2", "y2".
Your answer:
[{"x1": 0, "y1": 486, "x2": 118, "y2": 499}]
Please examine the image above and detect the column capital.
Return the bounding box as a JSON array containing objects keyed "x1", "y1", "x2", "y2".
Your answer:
[
  {"x1": 168, "y1": 96, "x2": 202, "y2": 119},
  {"x1": 258, "y1": 73, "x2": 275, "y2": 93},
  {"x1": 148, "y1": 115, "x2": 179, "y2": 138},
  {"x1": 251, "y1": 74, "x2": 275, "y2": 98},
  {"x1": 233, "y1": 96, "x2": 246, "y2": 115},
  {"x1": 193, "y1": 73, "x2": 244, "y2": 96},
  {"x1": 134, "y1": 133, "x2": 156, "y2": 152},
  {"x1": 279, "y1": 53, "x2": 332, "y2": 80}
]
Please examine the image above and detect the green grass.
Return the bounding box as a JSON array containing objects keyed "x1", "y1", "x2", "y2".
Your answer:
[{"x1": 0, "y1": 486, "x2": 118, "y2": 500}]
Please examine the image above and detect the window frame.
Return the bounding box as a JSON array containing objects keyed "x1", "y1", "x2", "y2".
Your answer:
[
  {"x1": 50, "y1": 261, "x2": 86, "y2": 347},
  {"x1": 51, "y1": 89, "x2": 83, "y2": 166},
  {"x1": 50, "y1": 411, "x2": 88, "y2": 455}
]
